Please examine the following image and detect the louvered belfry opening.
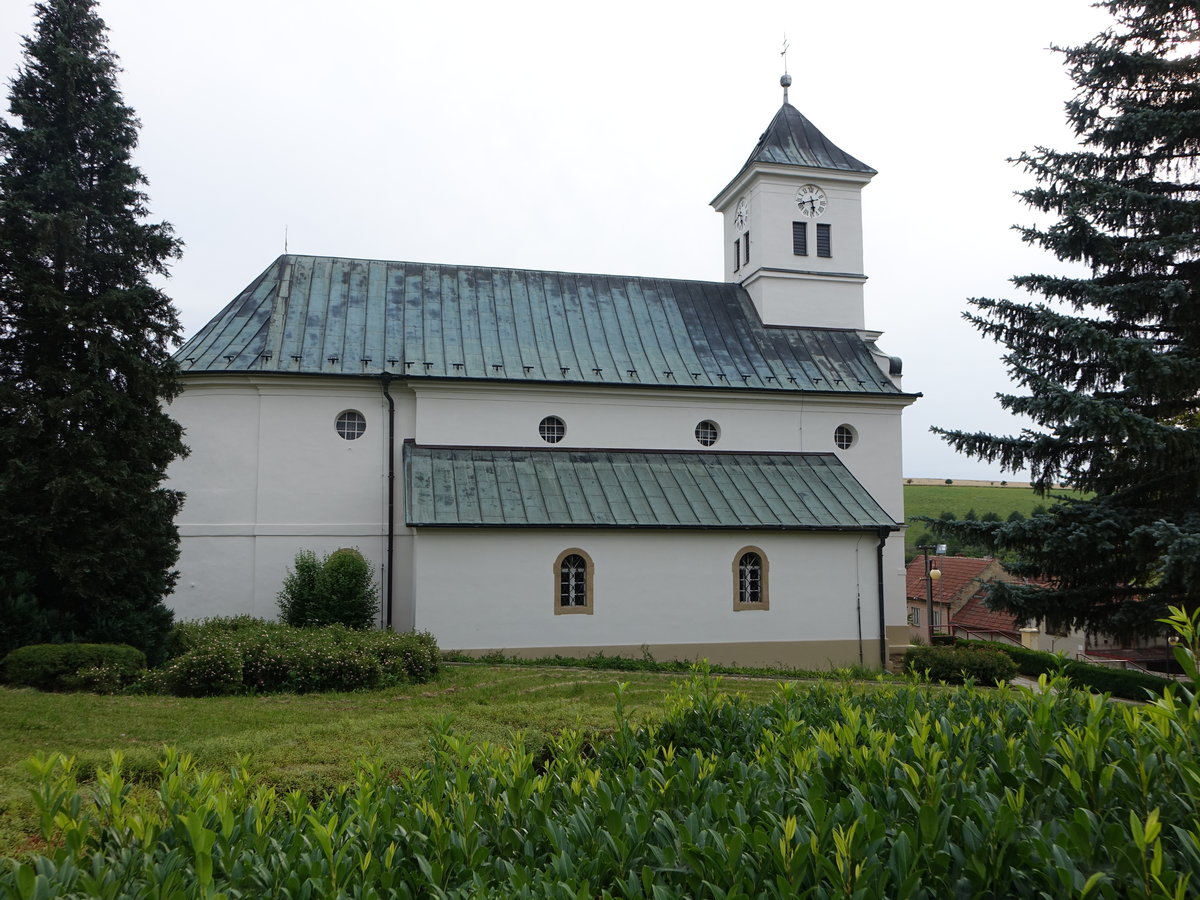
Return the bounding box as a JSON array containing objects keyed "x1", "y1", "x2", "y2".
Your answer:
[
  {"x1": 792, "y1": 221, "x2": 807, "y2": 256},
  {"x1": 816, "y1": 223, "x2": 832, "y2": 258}
]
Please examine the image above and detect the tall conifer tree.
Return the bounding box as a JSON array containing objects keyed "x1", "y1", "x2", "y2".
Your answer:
[
  {"x1": 0, "y1": 0, "x2": 185, "y2": 660},
  {"x1": 935, "y1": 1, "x2": 1200, "y2": 635}
]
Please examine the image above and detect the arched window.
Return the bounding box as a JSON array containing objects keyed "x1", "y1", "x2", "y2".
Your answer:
[
  {"x1": 733, "y1": 547, "x2": 769, "y2": 610},
  {"x1": 554, "y1": 548, "x2": 593, "y2": 615}
]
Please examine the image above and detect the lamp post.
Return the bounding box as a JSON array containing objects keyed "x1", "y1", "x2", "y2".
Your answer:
[{"x1": 917, "y1": 543, "x2": 943, "y2": 643}]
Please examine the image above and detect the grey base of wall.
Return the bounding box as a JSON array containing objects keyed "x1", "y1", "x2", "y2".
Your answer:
[{"x1": 455, "y1": 629, "x2": 911, "y2": 671}]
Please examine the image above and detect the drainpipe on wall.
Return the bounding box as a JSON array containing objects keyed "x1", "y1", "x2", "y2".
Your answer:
[
  {"x1": 380, "y1": 373, "x2": 396, "y2": 630},
  {"x1": 876, "y1": 527, "x2": 890, "y2": 671}
]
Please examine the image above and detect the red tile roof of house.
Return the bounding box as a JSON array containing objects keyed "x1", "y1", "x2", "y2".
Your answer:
[
  {"x1": 952, "y1": 590, "x2": 1019, "y2": 636},
  {"x1": 905, "y1": 556, "x2": 995, "y2": 606}
]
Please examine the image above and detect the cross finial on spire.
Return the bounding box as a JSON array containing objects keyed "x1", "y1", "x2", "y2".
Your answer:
[{"x1": 780, "y1": 34, "x2": 792, "y2": 103}]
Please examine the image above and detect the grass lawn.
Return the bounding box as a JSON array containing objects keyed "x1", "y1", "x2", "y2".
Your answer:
[
  {"x1": 0, "y1": 663, "x2": 783, "y2": 858},
  {"x1": 902, "y1": 482, "x2": 1087, "y2": 559}
]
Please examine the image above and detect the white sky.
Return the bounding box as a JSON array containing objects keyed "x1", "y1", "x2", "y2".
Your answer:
[{"x1": 0, "y1": 0, "x2": 1113, "y2": 479}]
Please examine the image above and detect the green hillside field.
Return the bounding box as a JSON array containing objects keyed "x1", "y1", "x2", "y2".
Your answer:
[{"x1": 901, "y1": 482, "x2": 1087, "y2": 561}]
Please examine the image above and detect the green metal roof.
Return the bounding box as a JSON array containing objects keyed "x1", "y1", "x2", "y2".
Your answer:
[
  {"x1": 176, "y1": 255, "x2": 904, "y2": 396},
  {"x1": 404, "y1": 443, "x2": 899, "y2": 531}
]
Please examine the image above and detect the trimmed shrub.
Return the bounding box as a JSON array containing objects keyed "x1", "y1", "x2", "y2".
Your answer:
[
  {"x1": 278, "y1": 548, "x2": 379, "y2": 629},
  {"x1": 161, "y1": 643, "x2": 244, "y2": 697},
  {"x1": 0, "y1": 643, "x2": 146, "y2": 692},
  {"x1": 166, "y1": 615, "x2": 266, "y2": 659},
  {"x1": 957, "y1": 638, "x2": 1188, "y2": 700},
  {"x1": 149, "y1": 618, "x2": 438, "y2": 696},
  {"x1": 904, "y1": 644, "x2": 1017, "y2": 685},
  {"x1": 318, "y1": 549, "x2": 380, "y2": 629}
]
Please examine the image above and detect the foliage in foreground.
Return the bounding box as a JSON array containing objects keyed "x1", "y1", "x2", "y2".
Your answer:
[
  {"x1": 0, "y1": 644, "x2": 145, "y2": 694},
  {"x1": 4, "y1": 614, "x2": 1199, "y2": 898},
  {"x1": 151, "y1": 617, "x2": 438, "y2": 696},
  {"x1": 932, "y1": 1, "x2": 1200, "y2": 636},
  {"x1": 0, "y1": 0, "x2": 184, "y2": 665},
  {"x1": 277, "y1": 549, "x2": 380, "y2": 629}
]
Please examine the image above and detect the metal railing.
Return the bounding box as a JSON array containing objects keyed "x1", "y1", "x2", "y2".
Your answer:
[
  {"x1": 1075, "y1": 651, "x2": 1188, "y2": 682},
  {"x1": 952, "y1": 627, "x2": 1022, "y2": 647}
]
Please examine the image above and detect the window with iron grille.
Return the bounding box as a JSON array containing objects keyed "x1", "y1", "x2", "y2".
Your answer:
[
  {"x1": 335, "y1": 410, "x2": 366, "y2": 440},
  {"x1": 834, "y1": 424, "x2": 856, "y2": 449},
  {"x1": 817, "y1": 223, "x2": 832, "y2": 257},
  {"x1": 539, "y1": 415, "x2": 565, "y2": 443},
  {"x1": 695, "y1": 420, "x2": 720, "y2": 447},
  {"x1": 554, "y1": 549, "x2": 593, "y2": 614},
  {"x1": 733, "y1": 547, "x2": 769, "y2": 610},
  {"x1": 792, "y1": 221, "x2": 807, "y2": 255}
]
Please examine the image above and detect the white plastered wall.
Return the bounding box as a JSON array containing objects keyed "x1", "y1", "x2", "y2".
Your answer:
[
  {"x1": 167, "y1": 376, "x2": 413, "y2": 624},
  {"x1": 167, "y1": 377, "x2": 909, "y2": 652},
  {"x1": 412, "y1": 528, "x2": 888, "y2": 667}
]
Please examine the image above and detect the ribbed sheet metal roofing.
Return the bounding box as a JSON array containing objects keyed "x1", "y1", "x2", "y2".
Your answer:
[
  {"x1": 176, "y1": 255, "x2": 904, "y2": 396},
  {"x1": 741, "y1": 103, "x2": 876, "y2": 174},
  {"x1": 404, "y1": 443, "x2": 899, "y2": 530}
]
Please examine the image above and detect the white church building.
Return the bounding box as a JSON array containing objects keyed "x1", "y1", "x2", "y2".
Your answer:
[{"x1": 166, "y1": 80, "x2": 919, "y2": 669}]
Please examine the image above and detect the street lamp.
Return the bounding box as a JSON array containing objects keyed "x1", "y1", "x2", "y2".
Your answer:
[{"x1": 917, "y1": 543, "x2": 944, "y2": 643}]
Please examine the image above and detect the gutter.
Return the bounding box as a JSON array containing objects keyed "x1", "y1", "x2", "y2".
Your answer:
[
  {"x1": 876, "y1": 527, "x2": 890, "y2": 670},
  {"x1": 380, "y1": 373, "x2": 396, "y2": 630}
]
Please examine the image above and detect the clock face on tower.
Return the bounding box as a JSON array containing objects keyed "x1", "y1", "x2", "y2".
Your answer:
[
  {"x1": 733, "y1": 198, "x2": 749, "y2": 233},
  {"x1": 795, "y1": 184, "x2": 827, "y2": 218}
]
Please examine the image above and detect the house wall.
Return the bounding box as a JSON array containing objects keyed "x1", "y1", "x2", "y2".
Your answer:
[
  {"x1": 412, "y1": 528, "x2": 904, "y2": 669},
  {"x1": 167, "y1": 375, "x2": 909, "y2": 665}
]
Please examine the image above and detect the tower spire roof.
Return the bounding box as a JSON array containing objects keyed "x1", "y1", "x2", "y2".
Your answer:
[{"x1": 743, "y1": 102, "x2": 875, "y2": 174}]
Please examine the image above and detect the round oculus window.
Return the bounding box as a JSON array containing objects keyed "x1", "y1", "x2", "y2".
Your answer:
[
  {"x1": 539, "y1": 415, "x2": 566, "y2": 443},
  {"x1": 336, "y1": 410, "x2": 367, "y2": 440},
  {"x1": 834, "y1": 424, "x2": 856, "y2": 450},
  {"x1": 695, "y1": 420, "x2": 720, "y2": 447}
]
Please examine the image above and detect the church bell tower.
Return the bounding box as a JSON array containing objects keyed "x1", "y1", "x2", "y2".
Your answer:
[{"x1": 711, "y1": 75, "x2": 876, "y2": 330}]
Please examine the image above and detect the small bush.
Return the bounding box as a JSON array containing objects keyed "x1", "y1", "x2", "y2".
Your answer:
[
  {"x1": 905, "y1": 644, "x2": 1017, "y2": 685},
  {"x1": 161, "y1": 643, "x2": 244, "y2": 697},
  {"x1": 1, "y1": 643, "x2": 146, "y2": 692},
  {"x1": 278, "y1": 548, "x2": 379, "y2": 629}
]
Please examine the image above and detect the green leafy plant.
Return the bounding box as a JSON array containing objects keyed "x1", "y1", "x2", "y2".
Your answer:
[
  {"x1": 904, "y1": 644, "x2": 1017, "y2": 685},
  {"x1": 150, "y1": 618, "x2": 438, "y2": 696},
  {"x1": 0, "y1": 643, "x2": 146, "y2": 692},
  {"x1": 277, "y1": 548, "x2": 379, "y2": 629},
  {"x1": 6, "y1": 660, "x2": 1200, "y2": 897}
]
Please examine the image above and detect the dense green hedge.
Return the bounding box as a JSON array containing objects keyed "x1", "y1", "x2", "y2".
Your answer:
[
  {"x1": 904, "y1": 643, "x2": 1018, "y2": 685},
  {"x1": 148, "y1": 618, "x2": 439, "y2": 696},
  {"x1": 0, "y1": 643, "x2": 145, "y2": 693},
  {"x1": 959, "y1": 638, "x2": 1188, "y2": 700},
  {"x1": 5, "y1": 669, "x2": 1199, "y2": 897}
]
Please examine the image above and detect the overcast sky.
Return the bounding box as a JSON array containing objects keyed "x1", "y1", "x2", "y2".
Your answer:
[{"x1": 0, "y1": 0, "x2": 1114, "y2": 480}]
